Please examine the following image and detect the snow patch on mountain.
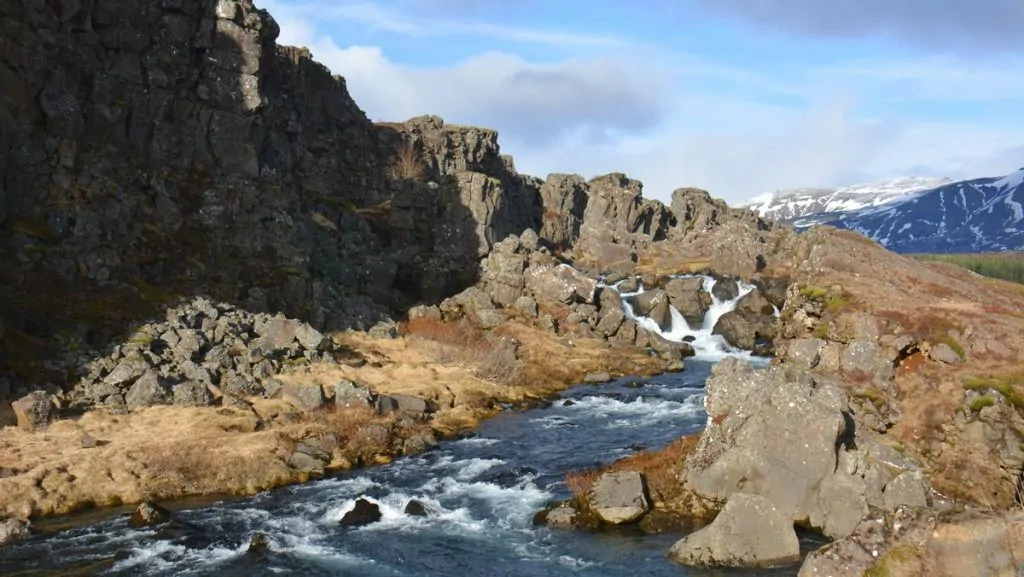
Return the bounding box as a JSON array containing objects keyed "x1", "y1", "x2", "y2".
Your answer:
[{"x1": 743, "y1": 176, "x2": 952, "y2": 225}]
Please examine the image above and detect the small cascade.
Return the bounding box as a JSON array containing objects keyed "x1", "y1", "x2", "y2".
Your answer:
[{"x1": 615, "y1": 275, "x2": 763, "y2": 362}]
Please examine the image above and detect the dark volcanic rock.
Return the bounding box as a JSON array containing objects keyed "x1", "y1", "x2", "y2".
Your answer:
[{"x1": 340, "y1": 498, "x2": 382, "y2": 527}]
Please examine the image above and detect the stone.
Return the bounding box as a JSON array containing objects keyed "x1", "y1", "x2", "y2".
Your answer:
[
  {"x1": 247, "y1": 532, "x2": 271, "y2": 554},
  {"x1": 841, "y1": 339, "x2": 883, "y2": 376},
  {"x1": 407, "y1": 305, "x2": 442, "y2": 322},
  {"x1": 333, "y1": 380, "x2": 372, "y2": 408},
  {"x1": 125, "y1": 371, "x2": 171, "y2": 410},
  {"x1": 281, "y1": 383, "x2": 326, "y2": 412},
  {"x1": 588, "y1": 471, "x2": 650, "y2": 525},
  {"x1": 11, "y1": 391, "x2": 55, "y2": 431},
  {"x1": 129, "y1": 503, "x2": 172, "y2": 528},
  {"x1": 81, "y1": 433, "x2": 99, "y2": 448},
  {"x1": 882, "y1": 470, "x2": 930, "y2": 511},
  {"x1": 664, "y1": 277, "x2": 710, "y2": 326},
  {"x1": 595, "y1": 306, "x2": 625, "y2": 337},
  {"x1": 631, "y1": 290, "x2": 672, "y2": 332},
  {"x1": 668, "y1": 493, "x2": 800, "y2": 568},
  {"x1": 711, "y1": 278, "x2": 741, "y2": 302},
  {"x1": 929, "y1": 342, "x2": 963, "y2": 364},
  {"x1": 172, "y1": 381, "x2": 214, "y2": 407},
  {"x1": 340, "y1": 498, "x2": 382, "y2": 526},
  {"x1": 375, "y1": 393, "x2": 433, "y2": 416},
  {"x1": 0, "y1": 519, "x2": 31, "y2": 546},
  {"x1": 786, "y1": 338, "x2": 824, "y2": 369},
  {"x1": 684, "y1": 359, "x2": 857, "y2": 533},
  {"x1": 512, "y1": 295, "x2": 538, "y2": 318},
  {"x1": 404, "y1": 499, "x2": 429, "y2": 517}
]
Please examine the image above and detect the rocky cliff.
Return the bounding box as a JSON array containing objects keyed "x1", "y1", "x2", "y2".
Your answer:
[{"x1": 0, "y1": 0, "x2": 772, "y2": 401}]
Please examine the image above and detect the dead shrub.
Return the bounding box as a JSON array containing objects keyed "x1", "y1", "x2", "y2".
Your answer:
[
  {"x1": 404, "y1": 317, "x2": 525, "y2": 386},
  {"x1": 387, "y1": 141, "x2": 427, "y2": 182},
  {"x1": 309, "y1": 405, "x2": 379, "y2": 443}
]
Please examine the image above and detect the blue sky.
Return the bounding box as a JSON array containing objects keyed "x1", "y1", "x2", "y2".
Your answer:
[{"x1": 261, "y1": 0, "x2": 1024, "y2": 204}]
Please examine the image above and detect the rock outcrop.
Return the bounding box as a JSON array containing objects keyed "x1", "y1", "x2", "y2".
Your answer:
[
  {"x1": 669, "y1": 493, "x2": 800, "y2": 568},
  {"x1": 680, "y1": 359, "x2": 930, "y2": 541}
]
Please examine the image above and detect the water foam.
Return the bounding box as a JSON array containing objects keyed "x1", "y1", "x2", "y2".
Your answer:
[{"x1": 616, "y1": 274, "x2": 765, "y2": 362}]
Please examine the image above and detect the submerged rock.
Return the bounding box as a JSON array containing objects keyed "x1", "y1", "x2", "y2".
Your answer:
[
  {"x1": 247, "y1": 532, "x2": 271, "y2": 554},
  {"x1": 340, "y1": 498, "x2": 382, "y2": 527},
  {"x1": 669, "y1": 493, "x2": 799, "y2": 568},
  {"x1": 588, "y1": 471, "x2": 650, "y2": 525}
]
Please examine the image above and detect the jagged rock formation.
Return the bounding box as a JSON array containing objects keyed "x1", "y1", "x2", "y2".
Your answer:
[{"x1": 0, "y1": 1, "x2": 777, "y2": 413}]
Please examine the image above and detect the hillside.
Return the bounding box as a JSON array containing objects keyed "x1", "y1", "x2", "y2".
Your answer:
[{"x1": 746, "y1": 170, "x2": 1024, "y2": 253}]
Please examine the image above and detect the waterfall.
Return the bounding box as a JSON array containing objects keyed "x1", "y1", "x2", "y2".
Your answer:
[{"x1": 614, "y1": 275, "x2": 763, "y2": 362}]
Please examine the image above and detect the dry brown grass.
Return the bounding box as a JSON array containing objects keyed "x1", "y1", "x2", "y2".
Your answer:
[
  {"x1": 387, "y1": 141, "x2": 427, "y2": 181},
  {"x1": 564, "y1": 434, "x2": 699, "y2": 504},
  {"x1": 401, "y1": 317, "x2": 524, "y2": 387}
]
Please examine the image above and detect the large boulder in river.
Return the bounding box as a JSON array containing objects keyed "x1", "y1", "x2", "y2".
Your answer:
[
  {"x1": 664, "y1": 277, "x2": 710, "y2": 326},
  {"x1": 587, "y1": 471, "x2": 651, "y2": 525},
  {"x1": 712, "y1": 290, "x2": 777, "y2": 354},
  {"x1": 630, "y1": 290, "x2": 672, "y2": 332},
  {"x1": 669, "y1": 493, "x2": 800, "y2": 568},
  {"x1": 681, "y1": 359, "x2": 922, "y2": 540}
]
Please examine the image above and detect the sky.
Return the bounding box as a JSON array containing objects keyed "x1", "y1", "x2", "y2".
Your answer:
[{"x1": 259, "y1": 0, "x2": 1024, "y2": 204}]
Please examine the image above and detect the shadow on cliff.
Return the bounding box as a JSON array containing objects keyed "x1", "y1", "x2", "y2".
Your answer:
[{"x1": 0, "y1": 1, "x2": 482, "y2": 395}]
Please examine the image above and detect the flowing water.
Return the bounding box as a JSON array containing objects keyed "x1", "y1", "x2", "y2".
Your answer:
[{"x1": 1, "y1": 277, "x2": 813, "y2": 576}]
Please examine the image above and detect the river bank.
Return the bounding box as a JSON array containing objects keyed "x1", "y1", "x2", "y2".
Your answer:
[{"x1": 0, "y1": 320, "x2": 668, "y2": 532}]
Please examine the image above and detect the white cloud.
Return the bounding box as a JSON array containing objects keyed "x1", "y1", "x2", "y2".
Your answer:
[{"x1": 264, "y1": 0, "x2": 1024, "y2": 204}]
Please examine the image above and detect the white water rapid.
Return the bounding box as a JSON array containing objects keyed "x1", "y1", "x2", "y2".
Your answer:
[{"x1": 611, "y1": 275, "x2": 762, "y2": 363}]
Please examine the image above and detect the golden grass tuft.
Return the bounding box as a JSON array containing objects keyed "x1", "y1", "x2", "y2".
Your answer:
[
  {"x1": 387, "y1": 141, "x2": 427, "y2": 182},
  {"x1": 563, "y1": 434, "x2": 699, "y2": 504},
  {"x1": 400, "y1": 317, "x2": 524, "y2": 387}
]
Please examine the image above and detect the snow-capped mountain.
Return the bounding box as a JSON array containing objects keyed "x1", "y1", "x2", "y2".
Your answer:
[
  {"x1": 828, "y1": 168, "x2": 1024, "y2": 253},
  {"x1": 743, "y1": 176, "x2": 953, "y2": 226}
]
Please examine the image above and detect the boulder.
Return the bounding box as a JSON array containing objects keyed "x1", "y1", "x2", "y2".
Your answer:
[
  {"x1": 333, "y1": 380, "x2": 372, "y2": 408},
  {"x1": 171, "y1": 381, "x2": 214, "y2": 407},
  {"x1": 587, "y1": 471, "x2": 650, "y2": 525},
  {"x1": 648, "y1": 332, "x2": 695, "y2": 360},
  {"x1": 0, "y1": 519, "x2": 31, "y2": 546},
  {"x1": 129, "y1": 502, "x2": 172, "y2": 528},
  {"x1": 525, "y1": 262, "x2": 598, "y2": 305},
  {"x1": 407, "y1": 305, "x2": 442, "y2": 322},
  {"x1": 597, "y1": 286, "x2": 624, "y2": 312},
  {"x1": 882, "y1": 470, "x2": 931, "y2": 510},
  {"x1": 929, "y1": 342, "x2": 963, "y2": 365},
  {"x1": 595, "y1": 307, "x2": 626, "y2": 337},
  {"x1": 256, "y1": 317, "x2": 328, "y2": 354},
  {"x1": 712, "y1": 290, "x2": 777, "y2": 353},
  {"x1": 11, "y1": 391, "x2": 55, "y2": 431},
  {"x1": 668, "y1": 493, "x2": 800, "y2": 568},
  {"x1": 375, "y1": 394, "x2": 433, "y2": 416},
  {"x1": 247, "y1": 532, "x2": 271, "y2": 555},
  {"x1": 683, "y1": 359, "x2": 871, "y2": 538},
  {"x1": 404, "y1": 500, "x2": 429, "y2": 517},
  {"x1": 534, "y1": 505, "x2": 578, "y2": 527},
  {"x1": 281, "y1": 383, "x2": 326, "y2": 412},
  {"x1": 481, "y1": 242, "x2": 528, "y2": 307},
  {"x1": 711, "y1": 278, "x2": 741, "y2": 302},
  {"x1": 125, "y1": 372, "x2": 172, "y2": 410},
  {"x1": 340, "y1": 498, "x2": 382, "y2": 526},
  {"x1": 784, "y1": 338, "x2": 825, "y2": 369},
  {"x1": 512, "y1": 295, "x2": 539, "y2": 318},
  {"x1": 664, "y1": 277, "x2": 710, "y2": 326},
  {"x1": 630, "y1": 290, "x2": 672, "y2": 331}
]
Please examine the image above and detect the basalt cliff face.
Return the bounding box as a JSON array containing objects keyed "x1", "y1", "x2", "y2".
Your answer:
[{"x1": 0, "y1": 0, "x2": 771, "y2": 400}]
